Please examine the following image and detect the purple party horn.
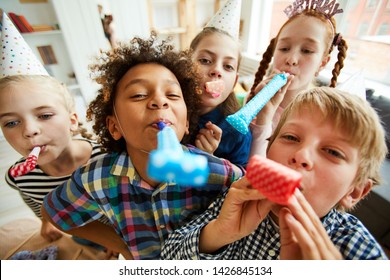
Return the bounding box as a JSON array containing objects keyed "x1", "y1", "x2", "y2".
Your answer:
[
  {"x1": 226, "y1": 73, "x2": 289, "y2": 134},
  {"x1": 147, "y1": 122, "x2": 209, "y2": 186}
]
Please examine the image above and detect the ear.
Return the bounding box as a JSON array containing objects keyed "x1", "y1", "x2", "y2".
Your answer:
[
  {"x1": 339, "y1": 179, "x2": 373, "y2": 209},
  {"x1": 106, "y1": 115, "x2": 123, "y2": 140},
  {"x1": 69, "y1": 112, "x2": 79, "y2": 133},
  {"x1": 318, "y1": 55, "x2": 331, "y2": 73}
]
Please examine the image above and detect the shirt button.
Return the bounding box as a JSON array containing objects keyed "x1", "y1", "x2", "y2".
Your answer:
[{"x1": 269, "y1": 250, "x2": 276, "y2": 257}]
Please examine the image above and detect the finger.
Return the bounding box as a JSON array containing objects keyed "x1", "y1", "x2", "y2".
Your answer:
[
  {"x1": 282, "y1": 209, "x2": 322, "y2": 259},
  {"x1": 230, "y1": 177, "x2": 268, "y2": 201},
  {"x1": 201, "y1": 129, "x2": 219, "y2": 144},
  {"x1": 195, "y1": 135, "x2": 213, "y2": 153},
  {"x1": 279, "y1": 208, "x2": 296, "y2": 246},
  {"x1": 205, "y1": 122, "x2": 223, "y2": 141},
  {"x1": 289, "y1": 190, "x2": 341, "y2": 259}
]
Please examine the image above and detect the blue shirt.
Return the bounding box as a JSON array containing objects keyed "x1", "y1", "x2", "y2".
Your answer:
[
  {"x1": 161, "y1": 189, "x2": 388, "y2": 260},
  {"x1": 199, "y1": 108, "x2": 252, "y2": 166},
  {"x1": 43, "y1": 145, "x2": 244, "y2": 260}
]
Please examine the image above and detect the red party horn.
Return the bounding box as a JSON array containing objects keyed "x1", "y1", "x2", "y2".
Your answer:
[
  {"x1": 246, "y1": 155, "x2": 301, "y2": 205},
  {"x1": 9, "y1": 146, "x2": 41, "y2": 177}
]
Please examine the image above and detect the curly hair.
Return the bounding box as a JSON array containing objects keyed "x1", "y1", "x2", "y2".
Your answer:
[
  {"x1": 248, "y1": 9, "x2": 348, "y2": 101},
  {"x1": 86, "y1": 32, "x2": 202, "y2": 153}
]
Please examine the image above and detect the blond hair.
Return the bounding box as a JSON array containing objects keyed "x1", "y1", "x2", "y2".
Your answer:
[
  {"x1": 0, "y1": 75, "x2": 94, "y2": 139},
  {"x1": 268, "y1": 87, "x2": 387, "y2": 191}
]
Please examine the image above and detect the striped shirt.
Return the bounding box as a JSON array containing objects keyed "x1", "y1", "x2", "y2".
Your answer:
[
  {"x1": 5, "y1": 140, "x2": 104, "y2": 218},
  {"x1": 161, "y1": 189, "x2": 388, "y2": 260},
  {"x1": 43, "y1": 145, "x2": 244, "y2": 260}
]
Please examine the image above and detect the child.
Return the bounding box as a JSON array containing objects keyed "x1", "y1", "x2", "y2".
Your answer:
[
  {"x1": 187, "y1": 0, "x2": 252, "y2": 166},
  {"x1": 161, "y1": 87, "x2": 388, "y2": 260},
  {"x1": 42, "y1": 33, "x2": 244, "y2": 260},
  {"x1": 249, "y1": 0, "x2": 348, "y2": 157},
  {"x1": 0, "y1": 13, "x2": 104, "y2": 244}
]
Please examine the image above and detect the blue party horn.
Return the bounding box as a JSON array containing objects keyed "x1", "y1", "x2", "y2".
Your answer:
[
  {"x1": 147, "y1": 122, "x2": 209, "y2": 186},
  {"x1": 226, "y1": 73, "x2": 289, "y2": 134}
]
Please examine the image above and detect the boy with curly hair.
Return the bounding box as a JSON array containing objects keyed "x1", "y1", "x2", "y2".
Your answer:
[{"x1": 42, "y1": 33, "x2": 244, "y2": 260}]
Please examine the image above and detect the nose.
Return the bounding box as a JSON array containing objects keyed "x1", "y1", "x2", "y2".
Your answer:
[
  {"x1": 148, "y1": 93, "x2": 169, "y2": 109},
  {"x1": 23, "y1": 119, "x2": 40, "y2": 138},
  {"x1": 286, "y1": 52, "x2": 298, "y2": 66},
  {"x1": 209, "y1": 64, "x2": 222, "y2": 79},
  {"x1": 289, "y1": 146, "x2": 313, "y2": 170}
]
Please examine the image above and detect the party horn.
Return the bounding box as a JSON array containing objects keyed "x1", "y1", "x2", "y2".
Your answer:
[
  {"x1": 9, "y1": 146, "x2": 41, "y2": 177},
  {"x1": 226, "y1": 73, "x2": 289, "y2": 134},
  {"x1": 147, "y1": 122, "x2": 209, "y2": 186},
  {"x1": 246, "y1": 155, "x2": 301, "y2": 205}
]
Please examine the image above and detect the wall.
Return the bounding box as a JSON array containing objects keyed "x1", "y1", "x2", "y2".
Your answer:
[{"x1": 1, "y1": 0, "x2": 73, "y2": 84}]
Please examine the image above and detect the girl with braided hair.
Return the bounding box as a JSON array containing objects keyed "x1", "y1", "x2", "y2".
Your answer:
[{"x1": 249, "y1": 0, "x2": 348, "y2": 157}]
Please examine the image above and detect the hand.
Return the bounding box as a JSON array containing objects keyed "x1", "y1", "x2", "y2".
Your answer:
[
  {"x1": 40, "y1": 217, "x2": 63, "y2": 242},
  {"x1": 279, "y1": 189, "x2": 343, "y2": 260},
  {"x1": 195, "y1": 121, "x2": 222, "y2": 154},
  {"x1": 200, "y1": 177, "x2": 273, "y2": 253},
  {"x1": 254, "y1": 71, "x2": 294, "y2": 126},
  {"x1": 104, "y1": 248, "x2": 120, "y2": 259}
]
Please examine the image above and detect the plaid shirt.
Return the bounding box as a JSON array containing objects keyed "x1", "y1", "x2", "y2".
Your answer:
[
  {"x1": 43, "y1": 146, "x2": 244, "y2": 260},
  {"x1": 161, "y1": 189, "x2": 388, "y2": 260}
]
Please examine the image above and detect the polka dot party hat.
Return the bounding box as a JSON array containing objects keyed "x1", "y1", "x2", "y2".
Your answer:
[
  {"x1": 205, "y1": 0, "x2": 242, "y2": 39},
  {"x1": 1, "y1": 12, "x2": 48, "y2": 78}
]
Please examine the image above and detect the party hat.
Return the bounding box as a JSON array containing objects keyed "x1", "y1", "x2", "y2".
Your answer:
[
  {"x1": 205, "y1": 0, "x2": 242, "y2": 39},
  {"x1": 1, "y1": 12, "x2": 48, "y2": 78}
]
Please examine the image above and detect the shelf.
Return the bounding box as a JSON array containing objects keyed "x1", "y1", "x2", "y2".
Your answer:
[
  {"x1": 21, "y1": 30, "x2": 62, "y2": 37},
  {"x1": 153, "y1": 27, "x2": 187, "y2": 35}
]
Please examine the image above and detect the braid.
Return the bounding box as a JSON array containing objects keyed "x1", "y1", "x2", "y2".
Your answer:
[
  {"x1": 248, "y1": 38, "x2": 276, "y2": 102},
  {"x1": 77, "y1": 122, "x2": 96, "y2": 140},
  {"x1": 329, "y1": 38, "x2": 348, "y2": 87}
]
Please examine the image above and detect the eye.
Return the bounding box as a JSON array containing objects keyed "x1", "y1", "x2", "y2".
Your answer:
[
  {"x1": 198, "y1": 58, "x2": 211, "y2": 65},
  {"x1": 131, "y1": 93, "x2": 147, "y2": 99},
  {"x1": 278, "y1": 47, "x2": 289, "y2": 52},
  {"x1": 324, "y1": 148, "x2": 345, "y2": 159},
  {"x1": 281, "y1": 134, "x2": 299, "y2": 142},
  {"x1": 166, "y1": 92, "x2": 182, "y2": 99},
  {"x1": 224, "y1": 64, "x2": 235, "y2": 71},
  {"x1": 302, "y1": 49, "x2": 314, "y2": 54},
  {"x1": 4, "y1": 120, "x2": 19, "y2": 128},
  {"x1": 39, "y1": 113, "x2": 53, "y2": 120}
]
